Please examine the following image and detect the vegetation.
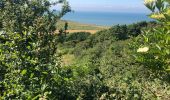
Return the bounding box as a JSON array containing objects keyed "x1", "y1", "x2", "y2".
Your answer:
[
  {"x1": 0, "y1": 0, "x2": 71, "y2": 99},
  {"x1": 133, "y1": 0, "x2": 170, "y2": 74},
  {"x1": 57, "y1": 20, "x2": 107, "y2": 30},
  {"x1": 0, "y1": 0, "x2": 170, "y2": 99},
  {"x1": 57, "y1": 21, "x2": 170, "y2": 99}
]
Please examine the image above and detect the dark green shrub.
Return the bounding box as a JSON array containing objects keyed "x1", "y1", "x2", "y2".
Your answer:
[{"x1": 66, "y1": 32, "x2": 91, "y2": 42}]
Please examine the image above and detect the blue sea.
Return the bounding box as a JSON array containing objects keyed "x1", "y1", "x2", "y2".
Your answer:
[{"x1": 62, "y1": 11, "x2": 153, "y2": 26}]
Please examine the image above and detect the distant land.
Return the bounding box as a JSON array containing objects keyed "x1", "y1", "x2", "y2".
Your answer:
[
  {"x1": 57, "y1": 20, "x2": 108, "y2": 34},
  {"x1": 62, "y1": 11, "x2": 153, "y2": 26}
]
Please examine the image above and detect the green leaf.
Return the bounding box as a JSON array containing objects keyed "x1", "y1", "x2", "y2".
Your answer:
[
  {"x1": 165, "y1": 69, "x2": 170, "y2": 72},
  {"x1": 156, "y1": 44, "x2": 161, "y2": 50},
  {"x1": 30, "y1": 73, "x2": 34, "y2": 78},
  {"x1": 21, "y1": 69, "x2": 27, "y2": 75},
  {"x1": 42, "y1": 72, "x2": 48, "y2": 75},
  {"x1": 165, "y1": 49, "x2": 170, "y2": 55}
]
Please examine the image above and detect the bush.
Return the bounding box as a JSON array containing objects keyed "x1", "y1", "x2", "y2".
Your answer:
[
  {"x1": 0, "y1": 0, "x2": 71, "y2": 99},
  {"x1": 66, "y1": 32, "x2": 91, "y2": 42},
  {"x1": 134, "y1": 0, "x2": 170, "y2": 73}
]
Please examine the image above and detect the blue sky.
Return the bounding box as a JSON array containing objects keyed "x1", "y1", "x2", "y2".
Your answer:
[{"x1": 52, "y1": 0, "x2": 150, "y2": 13}]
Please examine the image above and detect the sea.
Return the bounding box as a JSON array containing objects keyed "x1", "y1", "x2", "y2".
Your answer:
[{"x1": 62, "y1": 11, "x2": 153, "y2": 26}]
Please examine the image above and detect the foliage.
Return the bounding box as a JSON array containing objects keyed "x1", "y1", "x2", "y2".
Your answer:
[
  {"x1": 59, "y1": 65, "x2": 108, "y2": 100},
  {"x1": 1, "y1": 0, "x2": 170, "y2": 99},
  {"x1": 66, "y1": 32, "x2": 91, "y2": 42},
  {"x1": 108, "y1": 21, "x2": 157, "y2": 40},
  {"x1": 0, "y1": 0, "x2": 71, "y2": 99},
  {"x1": 134, "y1": 0, "x2": 170, "y2": 73},
  {"x1": 57, "y1": 20, "x2": 170, "y2": 99}
]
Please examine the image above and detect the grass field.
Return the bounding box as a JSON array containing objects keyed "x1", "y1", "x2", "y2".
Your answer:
[
  {"x1": 55, "y1": 29, "x2": 99, "y2": 34},
  {"x1": 56, "y1": 20, "x2": 108, "y2": 34}
]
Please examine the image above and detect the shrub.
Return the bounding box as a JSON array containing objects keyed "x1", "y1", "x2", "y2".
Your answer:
[
  {"x1": 66, "y1": 32, "x2": 91, "y2": 42},
  {"x1": 0, "y1": 0, "x2": 71, "y2": 99},
  {"x1": 134, "y1": 0, "x2": 170, "y2": 74}
]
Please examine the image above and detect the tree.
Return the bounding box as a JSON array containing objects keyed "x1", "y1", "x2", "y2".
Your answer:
[
  {"x1": 0, "y1": 0, "x2": 71, "y2": 99},
  {"x1": 114, "y1": 25, "x2": 128, "y2": 40}
]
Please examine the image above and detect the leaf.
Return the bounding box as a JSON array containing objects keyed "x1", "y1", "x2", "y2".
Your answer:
[
  {"x1": 142, "y1": 34, "x2": 149, "y2": 42},
  {"x1": 30, "y1": 73, "x2": 34, "y2": 78},
  {"x1": 149, "y1": 13, "x2": 165, "y2": 20},
  {"x1": 165, "y1": 69, "x2": 170, "y2": 72},
  {"x1": 166, "y1": 49, "x2": 170, "y2": 55},
  {"x1": 156, "y1": 44, "x2": 161, "y2": 50},
  {"x1": 42, "y1": 72, "x2": 48, "y2": 75},
  {"x1": 21, "y1": 69, "x2": 27, "y2": 75}
]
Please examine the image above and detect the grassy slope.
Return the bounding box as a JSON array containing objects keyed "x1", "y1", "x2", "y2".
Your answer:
[{"x1": 57, "y1": 20, "x2": 108, "y2": 30}]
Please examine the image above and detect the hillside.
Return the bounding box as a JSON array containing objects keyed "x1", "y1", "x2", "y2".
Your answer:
[
  {"x1": 56, "y1": 20, "x2": 108, "y2": 34},
  {"x1": 56, "y1": 21, "x2": 170, "y2": 99},
  {"x1": 1, "y1": 0, "x2": 170, "y2": 99}
]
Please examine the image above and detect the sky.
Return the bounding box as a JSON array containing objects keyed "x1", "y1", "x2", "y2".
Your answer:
[{"x1": 52, "y1": 0, "x2": 150, "y2": 13}]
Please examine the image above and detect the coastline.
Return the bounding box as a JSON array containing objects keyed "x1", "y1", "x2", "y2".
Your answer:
[{"x1": 62, "y1": 11, "x2": 152, "y2": 26}]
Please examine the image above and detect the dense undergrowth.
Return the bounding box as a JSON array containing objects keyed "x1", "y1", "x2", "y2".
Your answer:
[
  {"x1": 57, "y1": 21, "x2": 170, "y2": 99},
  {"x1": 0, "y1": 0, "x2": 170, "y2": 99}
]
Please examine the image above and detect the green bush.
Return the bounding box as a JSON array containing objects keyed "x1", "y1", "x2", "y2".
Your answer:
[
  {"x1": 134, "y1": 0, "x2": 170, "y2": 73},
  {"x1": 60, "y1": 32, "x2": 91, "y2": 48},
  {"x1": 66, "y1": 32, "x2": 91, "y2": 42},
  {"x1": 0, "y1": 0, "x2": 71, "y2": 99}
]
